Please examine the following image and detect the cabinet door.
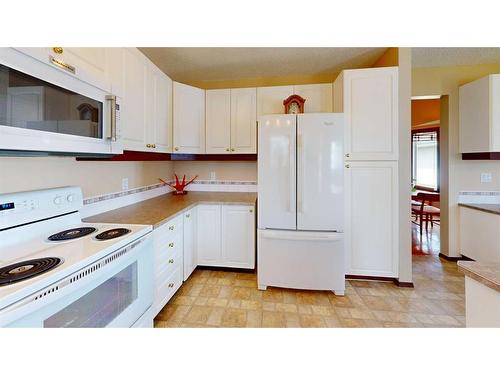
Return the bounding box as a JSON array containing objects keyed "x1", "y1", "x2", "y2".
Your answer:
[
  {"x1": 121, "y1": 48, "x2": 147, "y2": 151},
  {"x1": 13, "y1": 47, "x2": 111, "y2": 92},
  {"x1": 173, "y1": 82, "x2": 206, "y2": 154},
  {"x1": 343, "y1": 67, "x2": 398, "y2": 160},
  {"x1": 197, "y1": 204, "x2": 222, "y2": 266},
  {"x1": 257, "y1": 85, "x2": 294, "y2": 116},
  {"x1": 344, "y1": 161, "x2": 398, "y2": 277},
  {"x1": 231, "y1": 88, "x2": 257, "y2": 153},
  {"x1": 152, "y1": 68, "x2": 173, "y2": 153},
  {"x1": 294, "y1": 84, "x2": 333, "y2": 113},
  {"x1": 183, "y1": 207, "x2": 197, "y2": 281},
  {"x1": 206, "y1": 89, "x2": 231, "y2": 154},
  {"x1": 106, "y1": 48, "x2": 124, "y2": 97},
  {"x1": 222, "y1": 205, "x2": 255, "y2": 269}
]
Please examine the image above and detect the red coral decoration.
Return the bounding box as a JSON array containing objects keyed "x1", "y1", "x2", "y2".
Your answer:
[{"x1": 159, "y1": 174, "x2": 198, "y2": 195}]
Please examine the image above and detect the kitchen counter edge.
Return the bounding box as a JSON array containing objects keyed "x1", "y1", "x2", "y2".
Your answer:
[
  {"x1": 83, "y1": 192, "x2": 257, "y2": 229},
  {"x1": 458, "y1": 261, "x2": 500, "y2": 293}
]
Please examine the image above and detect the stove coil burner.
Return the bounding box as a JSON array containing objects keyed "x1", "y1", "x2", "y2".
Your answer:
[
  {"x1": 95, "y1": 228, "x2": 131, "y2": 241},
  {"x1": 48, "y1": 227, "x2": 97, "y2": 241},
  {"x1": 0, "y1": 257, "x2": 62, "y2": 286}
]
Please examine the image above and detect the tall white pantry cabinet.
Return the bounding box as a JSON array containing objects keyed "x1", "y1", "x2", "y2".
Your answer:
[{"x1": 334, "y1": 67, "x2": 399, "y2": 278}]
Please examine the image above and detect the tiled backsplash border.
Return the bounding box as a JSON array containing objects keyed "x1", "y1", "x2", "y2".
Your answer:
[
  {"x1": 458, "y1": 191, "x2": 500, "y2": 204},
  {"x1": 81, "y1": 180, "x2": 257, "y2": 218}
]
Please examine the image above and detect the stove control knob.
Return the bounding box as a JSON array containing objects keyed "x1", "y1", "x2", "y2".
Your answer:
[
  {"x1": 67, "y1": 194, "x2": 74, "y2": 203},
  {"x1": 53, "y1": 196, "x2": 62, "y2": 205}
]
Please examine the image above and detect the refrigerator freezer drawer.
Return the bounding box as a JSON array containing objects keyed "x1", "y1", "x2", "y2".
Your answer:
[{"x1": 257, "y1": 229, "x2": 345, "y2": 294}]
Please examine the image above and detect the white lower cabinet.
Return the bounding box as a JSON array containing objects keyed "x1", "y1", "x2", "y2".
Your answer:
[
  {"x1": 197, "y1": 204, "x2": 222, "y2": 265},
  {"x1": 183, "y1": 207, "x2": 197, "y2": 281},
  {"x1": 222, "y1": 205, "x2": 255, "y2": 269},
  {"x1": 344, "y1": 161, "x2": 398, "y2": 278},
  {"x1": 197, "y1": 204, "x2": 255, "y2": 269},
  {"x1": 152, "y1": 214, "x2": 184, "y2": 317},
  {"x1": 152, "y1": 202, "x2": 256, "y2": 317}
]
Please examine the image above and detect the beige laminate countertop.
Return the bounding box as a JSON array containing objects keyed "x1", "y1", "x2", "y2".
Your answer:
[
  {"x1": 84, "y1": 191, "x2": 257, "y2": 229},
  {"x1": 458, "y1": 203, "x2": 500, "y2": 215},
  {"x1": 458, "y1": 261, "x2": 500, "y2": 293}
]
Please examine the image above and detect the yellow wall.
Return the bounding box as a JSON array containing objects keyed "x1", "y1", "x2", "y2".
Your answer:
[
  {"x1": 0, "y1": 158, "x2": 174, "y2": 198},
  {"x1": 413, "y1": 62, "x2": 500, "y2": 257},
  {"x1": 372, "y1": 48, "x2": 399, "y2": 68},
  {"x1": 186, "y1": 73, "x2": 340, "y2": 90}
]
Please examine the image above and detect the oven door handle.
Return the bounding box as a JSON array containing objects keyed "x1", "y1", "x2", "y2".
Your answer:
[{"x1": 106, "y1": 95, "x2": 117, "y2": 142}]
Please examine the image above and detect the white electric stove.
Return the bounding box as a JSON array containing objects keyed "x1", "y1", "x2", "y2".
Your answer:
[{"x1": 0, "y1": 186, "x2": 154, "y2": 328}]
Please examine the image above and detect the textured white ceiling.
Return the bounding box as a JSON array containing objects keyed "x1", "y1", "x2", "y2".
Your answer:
[
  {"x1": 139, "y1": 47, "x2": 386, "y2": 83},
  {"x1": 413, "y1": 47, "x2": 500, "y2": 68}
]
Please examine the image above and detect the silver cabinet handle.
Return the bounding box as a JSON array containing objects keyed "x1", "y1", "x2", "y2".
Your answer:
[
  {"x1": 168, "y1": 283, "x2": 174, "y2": 288},
  {"x1": 168, "y1": 242, "x2": 174, "y2": 248},
  {"x1": 169, "y1": 225, "x2": 174, "y2": 230},
  {"x1": 186, "y1": 213, "x2": 190, "y2": 218},
  {"x1": 168, "y1": 259, "x2": 174, "y2": 264},
  {"x1": 345, "y1": 164, "x2": 350, "y2": 168},
  {"x1": 106, "y1": 95, "x2": 117, "y2": 142},
  {"x1": 345, "y1": 153, "x2": 350, "y2": 158}
]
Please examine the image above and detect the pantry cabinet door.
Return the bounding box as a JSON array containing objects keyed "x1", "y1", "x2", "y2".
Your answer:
[
  {"x1": 294, "y1": 84, "x2": 333, "y2": 113},
  {"x1": 231, "y1": 88, "x2": 257, "y2": 154},
  {"x1": 222, "y1": 205, "x2": 255, "y2": 269},
  {"x1": 173, "y1": 82, "x2": 206, "y2": 154},
  {"x1": 197, "y1": 205, "x2": 222, "y2": 266},
  {"x1": 257, "y1": 85, "x2": 294, "y2": 116},
  {"x1": 152, "y1": 68, "x2": 173, "y2": 153},
  {"x1": 121, "y1": 48, "x2": 148, "y2": 152},
  {"x1": 343, "y1": 67, "x2": 398, "y2": 161},
  {"x1": 183, "y1": 207, "x2": 197, "y2": 281},
  {"x1": 344, "y1": 161, "x2": 398, "y2": 277},
  {"x1": 206, "y1": 89, "x2": 231, "y2": 154}
]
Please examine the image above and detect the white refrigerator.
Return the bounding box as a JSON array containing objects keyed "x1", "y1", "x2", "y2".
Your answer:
[{"x1": 257, "y1": 113, "x2": 345, "y2": 295}]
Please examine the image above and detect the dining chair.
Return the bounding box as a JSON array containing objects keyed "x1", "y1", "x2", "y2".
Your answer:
[{"x1": 411, "y1": 192, "x2": 440, "y2": 236}]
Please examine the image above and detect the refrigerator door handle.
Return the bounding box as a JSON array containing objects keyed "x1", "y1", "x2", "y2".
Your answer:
[
  {"x1": 297, "y1": 133, "x2": 303, "y2": 213},
  {"x1": 288, "y1": 133, "x2": 295, "y2": 213}
]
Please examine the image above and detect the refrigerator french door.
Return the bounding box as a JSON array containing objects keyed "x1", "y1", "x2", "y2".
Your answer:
[{"x1": 257, "y1": 113, "x2": 344, "y2": 231}]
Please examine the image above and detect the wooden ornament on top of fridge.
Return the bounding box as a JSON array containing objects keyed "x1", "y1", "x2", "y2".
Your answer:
[{"x1": 283, "y1": 95, "x2": 306, "y2": 114}]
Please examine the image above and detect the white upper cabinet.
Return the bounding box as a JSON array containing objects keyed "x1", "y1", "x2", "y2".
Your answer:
[
  {"x1": 173, "y1": 82, "x2": 206, "y2": 154},
  {"x1": 294, "y1": 84, "x2": 333, "y2": 113},
  {"x1": 257, "y1": 85, "x2": 294, "y2": 116},
  {"x1": 121, "y1": 48, "x2": 147, "y2": 151},
  {"x1": 231, "y1": 88, "x2": 257, "y2": 153},
  {"x1": 335, "y1": 67, "x2": 399, "y2": 161},
  {"x1": 459, "y1": 74, "x2": 500, "y2": 153},
  {"x1": 116, "y1": 49, "x2": 173, "y2": 153},
  {"x1": 206, "y1": 89, "x2": 231, "y2": 153},
  {"x1": 151, "y1": 65, "x2": 173, "y2": 153},
  {"x1": 14, "y1": 47, "x2": 111, "y2": 93},
  {"x1": 205, "y1": 87, "x2": 257, "y2": 154}
]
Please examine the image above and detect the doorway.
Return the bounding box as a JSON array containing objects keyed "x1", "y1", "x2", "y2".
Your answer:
[{"x1": 411, "y1": 97, "x2": 441, "y2": 255}]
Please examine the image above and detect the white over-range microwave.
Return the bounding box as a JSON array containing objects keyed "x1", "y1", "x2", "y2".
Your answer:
[{"x1": 0, "y1": 48, "x2": 122, "y2": 155}]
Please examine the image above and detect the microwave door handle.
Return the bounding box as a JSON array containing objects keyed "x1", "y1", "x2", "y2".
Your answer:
[{"x1": 106, "y1": 95, "x2": 117, "y2": 142}]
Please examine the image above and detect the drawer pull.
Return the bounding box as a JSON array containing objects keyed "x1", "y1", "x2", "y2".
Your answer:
[
  {"x1": 168, "y1": 283, "x2": 174, "y2": 288},
  {"x1": 168, "y1": 258, "x2": 174, "y2": 264},
  {"x1": 169, "y1": 225, "x2": 175, "y2": 230},
  {"x1": 168, "y1": 242, "x2": 174, "y2": 248},
  {"x1": 186, "y1": 213, "x2": 190, "y2": 218}
]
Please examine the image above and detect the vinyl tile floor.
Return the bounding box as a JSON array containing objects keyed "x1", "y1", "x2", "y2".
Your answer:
[{"x1": 154, "y1": 255, "x2": 465, "y2": 328}]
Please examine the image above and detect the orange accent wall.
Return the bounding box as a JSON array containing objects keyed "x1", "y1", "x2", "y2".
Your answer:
[
  {"x1": 412, "y1": 99, "x2": 440, "y2": 128},
  {"x1": 372, "y1": 47, "x2": 399, "y2": 67}
]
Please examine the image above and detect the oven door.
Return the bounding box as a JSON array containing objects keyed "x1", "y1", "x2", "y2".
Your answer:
[
  {"x1": 0, "y1": 236, "x2": 153, "y2": 328},
  {"x1": 0, "y1": 48, "x2": 122, "y2": 155}
]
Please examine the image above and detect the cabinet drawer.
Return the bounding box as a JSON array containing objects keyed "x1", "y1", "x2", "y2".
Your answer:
[
  {"x1": 154, "y1": 215, "x2": 183, "y2": 243},
  {"x1": 155, "y1": 245, "x2": 183, "y2": 280},
  {"x1": 155, "y1": 265, "x2": 183, "y2": 309},
  {"x1": 155, "y1": 231, "x2": 183, "y2": 264}
]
